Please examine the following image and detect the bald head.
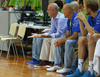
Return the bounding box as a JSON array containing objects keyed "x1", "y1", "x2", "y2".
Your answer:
[
  {"x1": 71, "y1": 1, "x2": 79, "y2": 13},
  {"x1": 47, "y1": 3, "x2": 59, "y2": 18},
  {"x1": 48, "y1": 3, "x2": 59, "y2": 11},
  {"x1": 64, "y1": 3, "x2": 75, "y2": 13}
]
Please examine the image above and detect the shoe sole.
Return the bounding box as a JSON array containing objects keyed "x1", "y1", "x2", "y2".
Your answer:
[
  {"x1": 27, "y1": 63, "x2": 34, "y2": 65},
  {"x1": 56, "y1": 69, "x2": 70, "y2": 73},
  {"x1": 47, "y1": 68, "x2": 62, "y2": 72},
  {"x1": 34, "y1": 65, "x2": 46, "y2": 68},
  {"x1": 45, "y1": 65, "x2": 52, "y2": 68},
  {"x1": 47, "y1": 69, "x2": 56, "y2": 71}
]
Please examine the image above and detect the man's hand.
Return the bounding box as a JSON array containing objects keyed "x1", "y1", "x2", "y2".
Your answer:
[
  {"x1": 88, "y1": 31, "x2": 99, "y2": 41},
  {"x1": 77, "y1": 12, "x2": 86, "y2": 21},
  {"x1": 27, "y1": 33, "x2": 42, "y2": 38},
  {"x1": 54, "y1": 39, "x2": 64, "y2": 47}
]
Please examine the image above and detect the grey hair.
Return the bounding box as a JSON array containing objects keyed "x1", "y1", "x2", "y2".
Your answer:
[{"x1": 52, "y1": 4, "x2": 59, "y2": 11}]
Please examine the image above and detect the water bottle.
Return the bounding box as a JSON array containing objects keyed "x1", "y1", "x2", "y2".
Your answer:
[{"x1": 15, "y1": 2, "x2": 18, "y2": 10}]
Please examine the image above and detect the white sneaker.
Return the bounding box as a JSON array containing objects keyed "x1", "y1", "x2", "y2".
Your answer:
[
  {"x1": 45, "y1": 65, "x2": 52, "y2": 68},
  {"x1": 56, "y1": 68, "x2": 70, "y2": 73},
  {"x1": 47, "y1": 65, "x2": 62, "y2": 71}
]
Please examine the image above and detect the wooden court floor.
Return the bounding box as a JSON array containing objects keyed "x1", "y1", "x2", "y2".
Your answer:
[{"x1": 0, "y1": 54, "x2": 63, "y2": 77}]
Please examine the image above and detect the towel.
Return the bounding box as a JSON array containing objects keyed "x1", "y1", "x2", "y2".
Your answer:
[{"x1": 93, "y1": 39, "x2": 100, "y2": 75}]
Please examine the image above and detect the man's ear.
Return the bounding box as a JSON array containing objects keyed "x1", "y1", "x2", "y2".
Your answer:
[
  {"x1": 88, "y1": 7, "x2": 91, "y2": 11},
  {"x1": 53, "y1": 9, "x2": 57, "y2": 13},
  {"x1": 67, "y1": 10, "x2": 70, "y2": 14}
]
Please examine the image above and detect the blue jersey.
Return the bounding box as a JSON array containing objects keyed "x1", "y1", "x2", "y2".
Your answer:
[
  {"x1": 66, "y1": 19, "x2": 70, "y2": 31},
  {"x1": 65, "y1": 0, "x2": 74, "y2": 4},
  {"x1": 70, "y1": 12, "x2": 80, "y2": 35},
  {"x1": 88, "y1": 10, "x2": 100, "y2": 33}
]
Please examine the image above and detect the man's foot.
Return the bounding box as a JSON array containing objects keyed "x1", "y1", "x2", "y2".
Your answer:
[
  {"x1": 46, "y1": 62, "x2": 54, "y2": 68},
  {"x1": 66, "y1": 68, "x2": 84, "y2": 77},
  {"x1": 47, "y1": 65, "x2": 62, "y2": 71},
  {"x1": 62, "y1": 70, "x2": 73, "y2": 76},
  {"x1": 34, "y1": 61, "x2": 50, "y2": 68},
  {"x1": 80, "y1": 70, "x2": 95, "y2": 77},
  {"x1": 56, "y1": 68, "x2": 70, "y2": 73},
  {"x1": 27, "y1": 59, "x2": 41, "y2": 65}
]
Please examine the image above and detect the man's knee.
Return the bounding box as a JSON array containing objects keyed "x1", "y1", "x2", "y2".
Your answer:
[
  {"x1": 51, "y1": 39, "x2": 57, "y2": 43},
  {"x1": 78, "y1": 36, "x2": 87, "y2": 44},
  {"x1": 65, "y1": 40, "x2": 74, "y2": 46},
  {"x1": 42, "y1": 38, "x2": 51, "y2": 45}
]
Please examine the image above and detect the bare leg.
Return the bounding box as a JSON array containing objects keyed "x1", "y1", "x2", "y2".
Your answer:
[
  {"x1": 77, "y1": 36, "x2": 88, "y2": 72},
  {"x1": 78, "y1": 36, "x2": 88, "y2": 59},
  {"x1": 88, "y1": 39, "x2": 96, "y2": 61},
  {"x1": 87, "y1": 36, "x2": 97, "y2": 75}
]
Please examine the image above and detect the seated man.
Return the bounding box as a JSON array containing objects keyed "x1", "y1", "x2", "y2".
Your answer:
[
  {"x1": 62, "y1": 0, "x2": 89, "y2": 76},
  {"x1": 27, "y1": 3, "x2": 68, "y2": 66},
  {"x1": 67, "y1": 0, "x2": 100, "y2": 77},
  {"x1": 47, "y1": 3, "x2": 80, "y2": 73}
]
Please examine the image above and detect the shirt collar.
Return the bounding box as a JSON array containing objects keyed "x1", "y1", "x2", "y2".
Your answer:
[
  {"x1": 53, "y1": 12, "x2": 60, "y2": 19},
  {"x1": 71, "y1": 12, "x2": 77, "y2": 21}
]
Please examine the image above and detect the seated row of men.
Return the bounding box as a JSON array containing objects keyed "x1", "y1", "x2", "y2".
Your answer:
[{"x1": 27, "y1": 0, "x2": 100, "y2": 77}]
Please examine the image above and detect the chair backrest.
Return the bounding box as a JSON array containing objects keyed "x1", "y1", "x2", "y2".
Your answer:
[
  {"x1": 17, "y1": 24, "x2": 26, "y2": 38},
  {"x1": 9, "y1": 23, "x2": 17, "y2": 36}
]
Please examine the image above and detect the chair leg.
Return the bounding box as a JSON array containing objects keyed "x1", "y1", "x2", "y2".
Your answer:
[
  {"x1": 12, "y1": 43, "x2": 16, "y2": 57},
  {"x1": 20, "y1": 40, "x2": 25, "y2": 59},
  {"x1": 6, "y1": 40, "x2": 12, "y2": 60},
  {"x1": 13, "y1": 41, "x2": 18, "y2": 57},
  {"x1": 0, "y1": 41, "x2": 4, "y2": 58}
]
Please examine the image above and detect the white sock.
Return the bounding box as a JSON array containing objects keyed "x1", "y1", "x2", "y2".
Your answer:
[
  {"x1": 88, "y1": 61, "x2": 93, "y2": 75},
  {"x1": 78, "y1": 59, "x2": 84, "y2": 72}
]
